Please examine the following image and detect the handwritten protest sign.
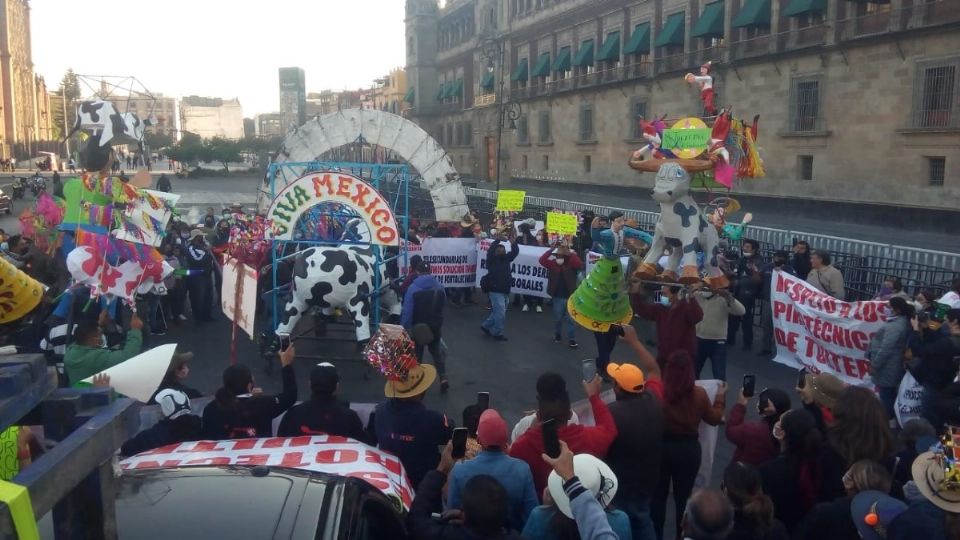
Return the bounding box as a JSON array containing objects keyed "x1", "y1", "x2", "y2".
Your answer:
[
  {"x1": 770, "y1": 269, "x2": 887, "y2": 386},
  {"x1": 495, "y1": 190, "x2": 526, "y2": 211},
  {"x1": 661, "y1": 128, "x2": 711, "y2": 151},
  {"x1": 546, "y1": 212, "x2": 578, "y2": 235}
]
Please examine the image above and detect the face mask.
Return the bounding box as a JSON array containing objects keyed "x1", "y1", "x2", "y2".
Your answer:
[
  {"x1": 743, "y1": 252, "x2": 754, "y2": 258},
  {"x1": 773, "y1": 423, "x2": 785, "y2": 440},
  {"x1": 658, "y1": 296, "x2": 671, "y2": 306},
  {"x1": 555, "y1": 257, "x2": 565, "y2": 265}
]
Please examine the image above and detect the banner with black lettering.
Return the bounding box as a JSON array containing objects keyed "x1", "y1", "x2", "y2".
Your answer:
[
  {"x1": 585, "y1": 251, "x2": 631, "y2": 275},
  {"x1": 400, "y1": 238, "x2": 478, "y2": 288},
  {"x1": 770, "y1": 269, "x2": 887, "y2": 386},
  {"x1": 475, "y1": 240, "x2": 551, "y2": 298}
]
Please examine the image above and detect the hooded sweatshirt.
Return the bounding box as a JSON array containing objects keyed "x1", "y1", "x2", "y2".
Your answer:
[{"x1": 401, "y1": 274, "x2": 445, "y2": 329}]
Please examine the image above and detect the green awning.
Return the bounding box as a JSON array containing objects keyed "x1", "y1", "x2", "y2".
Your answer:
[
  {"x1": 596, "y1": 31, "x2": 621, "y2": 62},
  {"x1": 552, "y1": 46, "x2": 571, "y2": 71},
  {"x1": 783, "y1": 0, "x2": 826, "y2": 17},
  {"x1": 572, "y1": 39, "x2": 594, "y2": 67},
  {"x1": 511, "y1": 58, "x2": 528, "y2": 82},
  {"x1": 452, "y1": 78, "x2": 463, "y2": 97},
  {"x1": 440, "y1": 81, "x2": 451, "y2": 99},
  {"x1": 531, "y1": 52, "x2": 551, "y2": 77},
  {"x1": 691, "y1": 2, "x2": 724, "y2": 39},
  {"x1": 435, "y1": 85, "x2": 444, "y2": 101},
  {"x1": 480, "y1": 71, "x2": 495, "y2": 90},
  {"x1": 404, "y1": 87, "x2": 415, "y2": 103},
  {"x1": 654, "y1": 12, "x2": 686, "y2": 47},
  {"x1": 623, "y1": 23, "x2": 651, "y2": 54},
  {"x1": 732, "y1": 0, "x2": 771, "y2": 27}
]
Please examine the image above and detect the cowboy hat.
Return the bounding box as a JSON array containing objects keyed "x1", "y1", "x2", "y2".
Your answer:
[
  {"x1": 547, "y1": 454, "x2": 618, "y2": 519},
  {"x1": 911, "y1": 451, "x2": 960, "y2": 513},
  {"x1": 384, "y1": 363, "x2": 437, "y2": 399},
  {"x1": 188, "y1": 229, "x2": 206, "y2": 242}
]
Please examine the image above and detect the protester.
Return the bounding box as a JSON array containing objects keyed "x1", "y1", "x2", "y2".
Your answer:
[
  {"x1": 806, "y1": 250, "x2": 845, "y2": 299},
  {"x1": 892, "y1": 418, "x2": 936, "y2": 486},
  {"x1": 794, "y1": 459, "x2": 892, "y2": 540},
  {"x1": 522, "y1": 452, "x2": 630, "y2": 540},
  {"x1": 722, "y1": 461, "x2": 788, "y2": 540},
  {"x1": 797, "y1": 371, "x2": 846, "y2": 436},
  {"x1": 759, "y1": 408, "x2": 824, "y2": 531},
  {"x1": 408, "y1": 442, "x2": 523, "y2": 540},
  {"x1": 152, "y1": 351, "x2": 202, "y2": 400},
  {"x1": 447, "y1": 409, "x2": 538, "y2": 531},
  {"x1": 725, "y1": 387, "x2": 791, "y2": 466},
  {"x1": 162, "y1": 241, "x2": 186, "y2": 322},
  {"x1": 509, "y1": 372, "x2": 618, "y2": 499},
  {"x1": 604, "y1": 324, "x2": 663, "y2": 540},
  {"x1": 276, "y1": 362, "x2": 367, "y2": 441},
  {"x1": 694, "y1": 285, "x2": 745, "y2": 380},
  {"x1": 481, "y1": 233, "x2": 519, "y2": 341},
  {"x1": 632, "y1": 285, "x2": 704, "y2": 368},
  {"x1": 402, "y1": 262, "x2": 449, "y2": 391},
  {"x1": 791, "y1": 240, "x2": 812, "y2": 281},
  {"x1": 185, "y1": 229, "x2": 215, "y2": 322},
  {"x1": 201, "y1": 345, "x2": 297, "y2": 439},
  {"x1": 908, "y1": 308, "x2": 960, "y2": 429},
  {"x1": 652, "y1": 350, "x2": 726, "y2": 540},
  {"x1": 938, "y1": 278, "x2": 960, "y2": 309},
  {"x1": 121, "y1": 389, "x2": 202, "y2": 457},
  {"x1": 64, "y1": 312, "x2": 143, "y2": 385},
  {"x1": 851, "y1": 489, "x2": 943, "y2": 540},
  {"x1": 874, "y1": 276, "x2": 910, "y2": 302},
  {"x1": 681, "y1": 488, "x2": 734, "y2": 540},
  {"x1": 758, "y1": 251, "x2": 795, "y2": 356},
  {"x1": 868, "y1": 296, "x2": 913, "y2": 422},
  {"x1": 516, "y1": 219, "x2": 544, "y2": 313},
  {"x1": 156, "y1": 173, "x2": 172, "y2": 192},
  {"x1": 914, "y1": 288, "x2": 939, "y2": 319},
  {"x1": 398, "y1": 254, "x2": 425, "y2": 296},
  {"x1": 538, "y1": 244, "x2": 582, "y2": 348},
  {"x1": 908, "y1": 450, "x2": 960, "y2": 539},
  {"x1": 369, "y1": 362, "x2": 453, "y2": 489},
  {"x1": 727, "y1": 239, "x2": 762, "y2": 353}
]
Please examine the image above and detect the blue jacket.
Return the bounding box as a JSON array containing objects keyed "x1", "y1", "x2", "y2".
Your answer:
[
  {"x1": 447, "y1": 449, "x2": 539, "y2": 530},
  {"x1": 592, "y1": 226, "x2": 652, "y2": 258},
  {"x1": 401, "y1": 274, "x2": 445, "y2": 329},
  {"x1": 371, "y1": 399, "x2": 454, "y2": 489},
  {"x1": 521, "y1": 476, "x2": 625, "y2": 540}
]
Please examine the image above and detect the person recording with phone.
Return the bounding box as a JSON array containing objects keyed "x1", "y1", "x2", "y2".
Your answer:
[
  {"x1": 631, "y1": 284, "x2": 704, "y2": 369},
  {"x1": 726, "y1": 383, "x2": 792, "y2": 467}
]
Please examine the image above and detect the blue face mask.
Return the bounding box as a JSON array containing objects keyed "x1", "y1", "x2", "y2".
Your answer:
[{"x1": 658, "y1": 296, "x2": 671, "y2": 306}]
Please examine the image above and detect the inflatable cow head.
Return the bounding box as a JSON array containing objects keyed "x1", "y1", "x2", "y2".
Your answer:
[{"x1": 652, "y1": 162, "x2": 691, "y2": 204}]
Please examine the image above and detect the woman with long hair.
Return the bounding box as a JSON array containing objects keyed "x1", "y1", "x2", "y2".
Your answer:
[
  {"x1": 723, "y1": 461, "x2": 788, "y2": 540},
  {"x1": 726, "y1": 387, "x2": 791, "y2": 466},
  {"x1": 652, "y1": 350, "x2": 726, "y2": 540},
  {"x1": 759, "y1": 408, "x2": 823, "y2": 532},
  {"x1": 794, "y1": 459, "x2": 892, "y2": 540},
  {"x1": 201, "y1": 346, "x2": 297, "y2": 439}
]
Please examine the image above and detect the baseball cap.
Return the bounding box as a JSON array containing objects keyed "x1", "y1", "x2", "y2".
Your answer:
[
  {"x1": 310, "y1": 362, "x2": 339, "y2": 394},
  {"x1": 850, "y1": 490, "x2": 907, "y2": 540},
  {"x1": 155, "y1": 389, "x2": 192, "y2": 420},
  {"x1": 606, "y1": 362, "x2": 645, "y2": 393},
  {"x1": 477, "y1": 409, "x2": 508, "y2": 448}
]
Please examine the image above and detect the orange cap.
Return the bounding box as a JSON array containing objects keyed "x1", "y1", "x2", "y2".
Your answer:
[{"x1": 606, "y1": 363, "x2": 645, "y2": 393}]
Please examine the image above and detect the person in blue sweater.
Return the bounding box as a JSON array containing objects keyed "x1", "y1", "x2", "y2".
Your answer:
[{"x1": 401, "y1": 263, "x2": 448, "y2": 391}]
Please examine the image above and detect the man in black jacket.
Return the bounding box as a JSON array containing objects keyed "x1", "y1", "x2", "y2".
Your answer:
[
  {"x1": 727, "y1": 238, "x2": 763, "y2": 352},
  {"x1": 185, "y1": 230, "x2": 215, "y2": 322},
  {"x1": 481, "y1": 234, "x2": 519, "y2": 341},
  {"x1": 121, "y1": 389, "x2": 202, "y2": 457},
  {"x1": 277, "y1": 362, "x2": 368, "y2": 442},
  {"x1": 910, "y1": 309, "x2": 960, "y2": 428}
]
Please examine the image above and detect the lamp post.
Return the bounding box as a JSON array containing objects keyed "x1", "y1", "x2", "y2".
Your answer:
[{"x1": 480, "y1": 36, "x2": 522, "y2": 192}]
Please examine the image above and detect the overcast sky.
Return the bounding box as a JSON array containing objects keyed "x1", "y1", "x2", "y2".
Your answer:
[{"x1": 32, "y1": 0, "x2": 407, "y2": 117}]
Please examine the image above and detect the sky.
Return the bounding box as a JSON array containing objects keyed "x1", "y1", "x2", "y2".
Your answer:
[{"x1": 31, "y1": 0, "x2": 407, "y2": 117}]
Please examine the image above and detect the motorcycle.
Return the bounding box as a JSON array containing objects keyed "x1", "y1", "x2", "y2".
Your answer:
[
  {"x1": 10, "y1": 177, "x2": 27, "y2": 200},
  {"x1": 29, "y1": 175, "x2": 45, "y2": 198}
]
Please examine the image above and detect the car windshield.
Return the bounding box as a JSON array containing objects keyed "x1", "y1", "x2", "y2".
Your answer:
[{"x1": 115, "y1": 470, "x2": 309, "y2": 539}]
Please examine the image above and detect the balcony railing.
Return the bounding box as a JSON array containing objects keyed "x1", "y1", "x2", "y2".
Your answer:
[
  {"x1": 835, "y1": 0, "x2": 960, "y2": 41},
  {"x1": 654, "y1": 49, "x2": 724, "y2": 76}
]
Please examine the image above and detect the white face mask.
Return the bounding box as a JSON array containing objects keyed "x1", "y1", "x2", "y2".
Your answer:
[{"x1": 556, "y1": 257, "x2": 566, "y2": 265}]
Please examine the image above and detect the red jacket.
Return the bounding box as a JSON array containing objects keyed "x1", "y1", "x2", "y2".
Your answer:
[
  {"x1": 724, "y1": 403, "x2": 779, "y2": 466},
  {"x1": 631, "y1": 295, "x2": 703, "y2": 367},
  {"x1": 509, "y1": 394, "x2": 618, "y2": 499}
]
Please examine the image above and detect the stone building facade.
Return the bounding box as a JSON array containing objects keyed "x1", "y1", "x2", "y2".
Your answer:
[
  {"x1": 0, "y1": 0, "x2": 52, "y2": 159},
  {"x1": 405, "y1": 0, "x2": 960, "y2": 211}
]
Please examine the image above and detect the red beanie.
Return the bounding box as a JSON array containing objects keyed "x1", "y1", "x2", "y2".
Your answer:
[{"x1": 477, "y1": 409, "x2": 508, "y2": 449}]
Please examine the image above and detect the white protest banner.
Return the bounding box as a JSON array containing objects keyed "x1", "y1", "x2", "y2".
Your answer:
[
  {"x1": 400, "y1": 238, "x2": 478, "y2": 288},
  {"x1": 585, "y1": 251, "x2": 631, "y2": 275},
  {"x1": 120, "y1": 435, "x2": 414, "y2": 509},
  {"x1": 475, "y1": 240, "x2": 551, "y2": 298},
  {"x1": 770, "y1": 269, "x2": 887, "y2": 386},
  {"x1": 82, "y1": 343, "x2": 175, "y2": 402},
  {"x1": 573, "y1": 381, "x2": 720, "y2": 488},
  {"x1": 895, "y1": 372, "x2": 924, "y2": 427}
]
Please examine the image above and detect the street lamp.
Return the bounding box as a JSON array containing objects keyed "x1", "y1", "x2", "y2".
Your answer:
[{"x1": 479, "y1": 36, "x2": 522, "y2": 192}]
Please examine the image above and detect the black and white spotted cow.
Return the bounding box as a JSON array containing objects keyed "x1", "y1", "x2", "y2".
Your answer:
[
  {"x1": 275, "y1": 246, "x2": 401, "y2": 342},
  {"x1": 64, "y1": 100, "x2": 152, "y2": 150},
  {"x1": 633, "y1": 162, "x2": 727, "y2": 288}
]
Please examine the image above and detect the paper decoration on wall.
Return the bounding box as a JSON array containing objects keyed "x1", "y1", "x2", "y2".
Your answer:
[
  {"x1": 112, "y1": 189, "x2": 180, "y2": 247},
  {"x1": 221, "y1": 258, "x2": 258, "y2": 339},
  {"x1": 81, "y1": 343, "x2": 176, "y2": 402}
]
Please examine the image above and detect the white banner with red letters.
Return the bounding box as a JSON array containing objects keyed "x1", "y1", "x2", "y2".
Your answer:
[
  {"x1": 120, "y1": 435, "x2": 414, "y2": 509},
  {"x1": 400, "y1": 238, "x2": 479, "y2": 288},
  {"x1": 475, "y1": 240, "x2": 551, "y2": 298},
  {"x1": 770, "y1": 269, "x2": 887, "y2": 386}
]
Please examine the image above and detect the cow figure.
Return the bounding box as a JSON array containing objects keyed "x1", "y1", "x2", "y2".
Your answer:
[
  {"x1": 632, "y1": 162, "x2": 728, "y2": 289},
  {"x1": 63, "y1": 100, "x2": 152, "y2": 151},
  {"x1": 275, "y1": 246, "x2": 401, "y2": 342}
]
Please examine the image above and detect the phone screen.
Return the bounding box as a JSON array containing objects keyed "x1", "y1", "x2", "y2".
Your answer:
[
  {"x1": 797, "y1": 368, "x2": 808, "y2": 389},
  {"x1": 581, "y1": 359, "x2": 597, "y2": 382},
  {"x1": 278, "y1": 333, "x2": 291, "y2": 352},
  {"x1": 476, "y1": 392, "x2": 490, "y2": 412},
  {"x1": 541, "y1": 419, "x2": 561, "y2": 459},
  {"x1": 451, "y1": 428, "x2": 468, "y2": 459},
  {"x1": 742, "y1": 374, "x2": 756, "y2": 398}
]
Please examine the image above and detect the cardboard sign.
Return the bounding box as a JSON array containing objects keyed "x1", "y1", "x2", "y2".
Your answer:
[
  {"x1": 267, "y1": 172, "x2": 399, "y2": 245},
  {"x1": 475, "y1": 240, "x2": 550, "y2": 298},
  {"x1": 400, "y1": 238, "x2": 478, "y2": 288},
  {"x1": 495, "y1": 190, "x2": 526, "y2": 211},
  {"x1": 546, "y1": 212, "x2": 578, "y2": 235},
  {"x1": 222, "y1": 258, "x2": 259, "y2": 339},
  {"x1": 895, "y1": 372, "x2": 924, "y2": 428},
  {"x1": 120, "y1": 435, "x2": 414, "y2": 509},
  {"x1": 82, "y1": 343, "x2": 175, "y2": 402},
  {"x1": 770, "y1": 269, "x2": 887, "y2": 386},
  {"x1": 662, "y1": 117, "x2": 710, "y2": 159}
]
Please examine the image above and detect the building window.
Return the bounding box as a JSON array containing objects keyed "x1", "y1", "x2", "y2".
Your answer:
[
  {"x1": 789, "y1": 76, "x2": 822, "y2": 132},
  {"x1": 584, "y1": 155, "x2": 592, "y2": 173},
  {"x1": 798, "y1": 155, "x2": 814, "y2": 181},
  {"x1": 630, "y1": 99, "x2": 648, "y2": 139},
  {"x1": 927, "y1": 156, "x2": 946, "y2": 186},
  {"x1": 522, "y1": 155, "x2": 528, "y2": 169},
  {"x1": 579, "y1": 106, "x2": 594, "y2": 141},
  {"x1": 538, "y1": 111, "x2": 551, "y2": 143},
  {"x1": 446, "y1": 124, "x2": 454, "y2": 146},
  {"x1": 463, "y1": 122, "x2": 472, "y2": 146},
  {"x1": 455, "y1": 123, "x2": 463, "y2": 146},
  {"x1": 516, "y1": 115, "x2": 528, "y2": 143},
  {"x1": 543, "y1": 155, "x2": 549, "y2": 171},
  {"x1": 913, "y1": 59, "x2": 958, "y2": 128},
  {"x1": 408, "y1": 37, "x2": 414, "y2": 55}
]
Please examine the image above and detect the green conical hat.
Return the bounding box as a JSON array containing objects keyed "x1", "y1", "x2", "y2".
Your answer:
[{"x1": 567, "y1": 257, "x2": 633, "y2": 332}]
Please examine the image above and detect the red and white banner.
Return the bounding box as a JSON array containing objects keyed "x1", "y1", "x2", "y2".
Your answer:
[
  {"x1": 121, "y1": 435, "x2": 414, "y2": 509},
  {"x1": 771, "y1": 269, "x2": 888, "y2": 386},
  {"x1": 400, "y1": 238, "x2": 479, "y2": 288}
]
